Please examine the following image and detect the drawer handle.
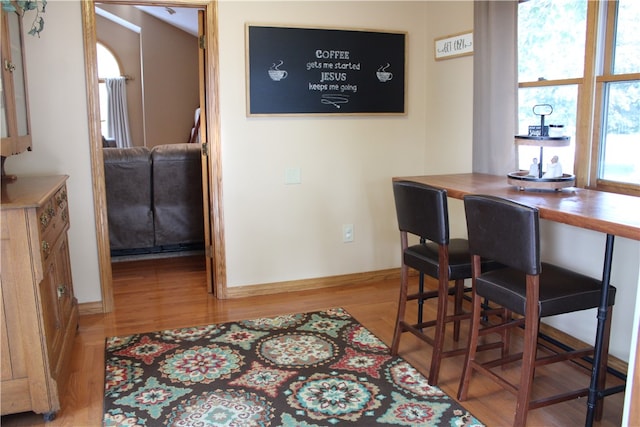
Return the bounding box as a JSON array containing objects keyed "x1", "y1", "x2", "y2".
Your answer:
[
  {"x1": 56, "y1": 191, "x2": 67, "y2": 207},
  {"x1": 57, "y1": 285, "x2": 66, "y2": 298},
  {"x1": 41, "y1": 240, "x2": 50, "y2": 256},
  {"x1": 40, "y1": 211, "x2": 51, "y2": 227}
]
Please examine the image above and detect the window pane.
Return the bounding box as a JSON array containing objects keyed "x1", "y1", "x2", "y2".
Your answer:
[
  {"x1": 99, "y1": 83, "x2": 109, "y2": 137},
  {"x1": 96, "y1": 43, "x2": 120, "y2": 138},
  {"x1": 600, "y1": 81, "x2": 640, "y2": 184},
  {"x1": 518, "y1": 0, "x2": 587, "y2": 81},
  {"x1": 1, "y1": 71, "x2": 6, "y2": 138},
  {"x1": 613, "y1": 0, "x2": 640, "y2": 74},
  {"x1": 517, "y1": 86, "x2": 577, "y2": 174},
  {"x1": 97, "y1": 43, "x2": 120, "y2": 78}
]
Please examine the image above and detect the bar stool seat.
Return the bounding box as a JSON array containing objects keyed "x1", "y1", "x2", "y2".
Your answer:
[
  {"x1": 478, "y1": 263, "x2": 612, "y2": 317},
  {"x1": 405, "y1": 238, "x2": 477, "y2": 279}
]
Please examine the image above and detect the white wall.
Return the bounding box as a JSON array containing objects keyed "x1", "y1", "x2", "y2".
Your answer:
[
  {"x1": 541, "y1": 223, "x2": 639, "y2": 362},
  {"x1": 423, "y1": 1, "x2": 474, "y2": 236},
  {"x1": 218, "y1": 1, "x2": 432, "y2": 286},
  {"x1": 10, "y1": 2, "x2": 101, "y2": 304},
  {"x1": 7, "y1": 0, "x2": 639, "y2": 364}
]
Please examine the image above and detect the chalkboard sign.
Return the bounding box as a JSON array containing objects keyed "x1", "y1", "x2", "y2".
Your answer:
[{"x1": 246, "y1": 25, "x2": 406, "y2": 116}]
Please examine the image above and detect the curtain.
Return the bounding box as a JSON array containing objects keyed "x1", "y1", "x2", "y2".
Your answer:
[
  {"x1": 472, "y1": 1, "x2": 518, "y2": 175},
  {"x1": 106, "y1": 77, "x2": 132, "y2": 148}
]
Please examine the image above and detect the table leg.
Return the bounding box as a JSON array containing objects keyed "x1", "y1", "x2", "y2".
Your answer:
[
  {"x1": 585, "y1": 234, "x2": 615, "y2": 427},
  {"x1": 418, "y1": 237, "x2": 426, "y2": 330},
  {"x1": 418, "y1": 272, "x2": 424, "y2": 329}
]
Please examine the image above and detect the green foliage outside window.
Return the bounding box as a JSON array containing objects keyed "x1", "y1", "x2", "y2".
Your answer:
[{"x1": 518, "y1": 0, "x2": 640, "y2": 187}]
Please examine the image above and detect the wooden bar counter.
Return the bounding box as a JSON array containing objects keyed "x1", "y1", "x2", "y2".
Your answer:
[{"x1": 393, "y1": 173, "x2": 640, "y2": 426}]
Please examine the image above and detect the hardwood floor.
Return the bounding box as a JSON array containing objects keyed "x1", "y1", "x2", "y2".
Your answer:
[{"x1": 1, "y1": 254, "x2": 625, "y2": 426}]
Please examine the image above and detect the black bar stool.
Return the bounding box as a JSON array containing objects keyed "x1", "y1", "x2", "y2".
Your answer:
[
  {"x1": 458, "y1": 194, "x2": 616, "y2": 426},
  {"x1": 390, "y1": 181, "x2": 503, "y2": 385}
]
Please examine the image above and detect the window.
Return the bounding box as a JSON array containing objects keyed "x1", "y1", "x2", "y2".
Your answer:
[
  {"x1": 517, "y1": 0, "x2": 586, "y2": 177},
  {"x1": 96, "y1": 43, "x2": 121, "y2": 138},
  {"x1": 595, "y1": 0, "x2": 640, "y2": 191},
  {"x1": 518, "y1": 0, "x2": 640, "y2": 195}
]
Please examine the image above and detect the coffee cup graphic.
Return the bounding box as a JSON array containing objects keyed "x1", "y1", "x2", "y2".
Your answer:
[
  {"x1": 268, "y1": 60, "x2": 288, "y2": 81},
  {"x1": 268, "y1": 69, "x2": 288, "y2": 81},
  {"x1": 376, "y1": 71, "x2": 393, "y2": 82},
  {"x1": 377, "y1": 63, "x2": 393, "y2": 82}
]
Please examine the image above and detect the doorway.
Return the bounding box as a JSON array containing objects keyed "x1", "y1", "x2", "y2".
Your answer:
[{"x1": 81, "y1": 0, "x2": 226, "y2": 313}]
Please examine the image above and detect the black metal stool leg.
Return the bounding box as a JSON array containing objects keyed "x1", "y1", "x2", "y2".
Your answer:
[
  {"x1": 585, "y1": 234, "x2": 615, "y2": 427},
  {"x1": 417, "y1": 237, "x2": 426, "y2": 330},
  {"x1": 418, "y1": 272, "x2": 425, "y2": 329}
]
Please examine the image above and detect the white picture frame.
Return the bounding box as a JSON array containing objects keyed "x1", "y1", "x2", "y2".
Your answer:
[{"x1": 434, "y1": 30, "x2": 473, "y2": 61}]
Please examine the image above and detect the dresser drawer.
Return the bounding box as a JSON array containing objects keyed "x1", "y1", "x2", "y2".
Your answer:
[{"x1": 37, "y1": 185, "x2": 70, "y2": 261}]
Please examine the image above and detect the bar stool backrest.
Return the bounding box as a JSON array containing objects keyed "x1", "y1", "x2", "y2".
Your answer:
[
  {"x1": 392, "y1": 181, "x2": 449, "y2": 245},
  {"x1": 463, "y1": 194, "x2": 541, "y2": 276}
]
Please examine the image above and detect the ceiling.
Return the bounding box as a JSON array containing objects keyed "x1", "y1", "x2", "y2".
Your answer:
[{"x1": 135, "y1": 5, "x2": 199, "y2": 37}]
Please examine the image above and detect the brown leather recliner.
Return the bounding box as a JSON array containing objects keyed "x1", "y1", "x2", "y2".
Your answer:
[
  {"x1": 103, "y1": 146, "x2": 154, "y2": 250},
  {"x1": 103, "y1": 143, "x2": 204, "y2": 254},
  {"x1": 152, "y1": 143, "x2": 204, "y2": 247}
]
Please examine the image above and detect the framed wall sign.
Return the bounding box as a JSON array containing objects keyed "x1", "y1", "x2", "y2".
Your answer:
[
  {"x1": 434, "y1": 30, "x2": 473, "y2": 61},
  {"x1": 246, "y1": 24, "x2": 406, "y2": 116}
]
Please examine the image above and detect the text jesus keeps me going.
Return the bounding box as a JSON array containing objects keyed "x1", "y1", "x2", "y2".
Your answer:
[{"x1": 307, "y1": 50, "x2": 359, "y2": 93}]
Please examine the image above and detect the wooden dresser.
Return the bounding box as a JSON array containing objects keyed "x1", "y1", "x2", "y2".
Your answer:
[{"x1": 1, "y1": 175, "x2": 78, "y2": 420}]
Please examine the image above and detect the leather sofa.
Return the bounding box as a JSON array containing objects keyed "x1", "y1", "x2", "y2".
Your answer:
[{"x1": 103, "y1": 143, "x2": 204, "y2": 255}]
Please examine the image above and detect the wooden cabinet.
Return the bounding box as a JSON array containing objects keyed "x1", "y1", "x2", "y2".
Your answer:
[
  {"x1": 1, "y1": 176, "x2": 78, "y2": 420},
  {"x1": 1, "y1": 6, "x2": 32, "y2": 158}
]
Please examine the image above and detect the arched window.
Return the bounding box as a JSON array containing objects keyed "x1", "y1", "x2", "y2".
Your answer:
[{"x1": 97, "y1": 42, "x2": 121, "y2": 139}]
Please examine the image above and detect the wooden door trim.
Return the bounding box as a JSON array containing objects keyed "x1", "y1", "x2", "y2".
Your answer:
[
  {"x1": 81, "y1": 0, "x2": 226, "y2": 312},
  {"x1": 203, "y1": 3, "x2": 227, "y2": 298},
  {"x1": 197, "y1": 9, "x2": 213, "y2": 294}
]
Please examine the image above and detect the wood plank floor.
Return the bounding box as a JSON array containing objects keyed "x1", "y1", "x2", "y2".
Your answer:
[{"x1": 1, "y1": 254, "x2": 625, "y2": 426}]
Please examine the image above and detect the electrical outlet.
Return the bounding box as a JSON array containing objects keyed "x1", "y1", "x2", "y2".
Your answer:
[
  {"x1": 342, "y1": 224, "x2": 354, "y2": 242},
  {"x1": 284, "y1": 167, "x2": 301, "y2": 184}
]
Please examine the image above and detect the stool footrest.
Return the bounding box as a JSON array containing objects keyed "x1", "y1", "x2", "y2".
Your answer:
[
  {"x1": 529, "y1": 388, "x2": 589, "y2": 410},
  {"x1": 535, "y1": 347, "x2": 593, "y2": 367}
]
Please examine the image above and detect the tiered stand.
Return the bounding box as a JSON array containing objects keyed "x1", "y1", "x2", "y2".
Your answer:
[{"x1": 507, "y1": 135, "x2": 576, "y2": 191}]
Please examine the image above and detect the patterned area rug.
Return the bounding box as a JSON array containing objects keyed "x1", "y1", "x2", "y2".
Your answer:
[{"x1": 103, "y1": 308, "x2": 483, "y2": 426}]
